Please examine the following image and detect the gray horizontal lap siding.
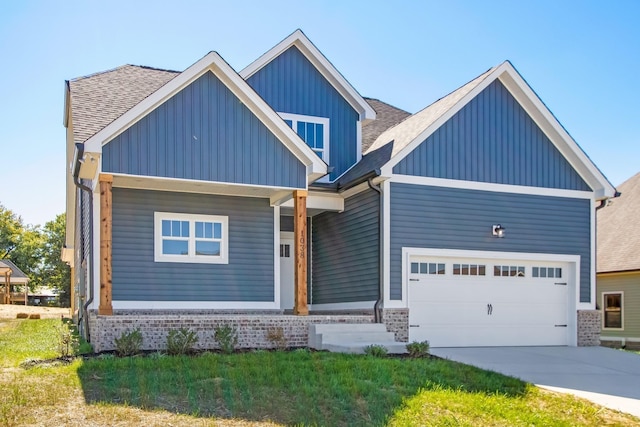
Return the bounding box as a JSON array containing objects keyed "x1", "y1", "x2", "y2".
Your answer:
[
  {"x1": 390, "y1": 183, "x2": 591, "y2": 302},
  {"x1": 393, "y1": 80, "x2": 590, "y2": 191},
  {"x1": 311, "y1": 189, "x2": 379, "y2": 303},
  {"x1": 246, "y1": 46, "x2": 359, "y2": 181},
  {"x1": 103, "y1": 71, "x2": 305, "y2": 189},
  {"x1": 112, "y1": 188, "x2": 274, "y2": 302}
]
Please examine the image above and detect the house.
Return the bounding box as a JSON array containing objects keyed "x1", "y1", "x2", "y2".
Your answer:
[
  {"x1": 0, "y1": 259, "x2": 30, "y2": 305},
  {"x1": 597, "y1": 172, "x2": 640, "y2": 349},
  {"x1": 62, "y1": 30, "x2": 616, "y2": 352}
]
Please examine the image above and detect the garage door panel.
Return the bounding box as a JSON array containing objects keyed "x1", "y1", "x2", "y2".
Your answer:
[{"x1": 408, "y1": 255, "x2": 571, "y2": 347}]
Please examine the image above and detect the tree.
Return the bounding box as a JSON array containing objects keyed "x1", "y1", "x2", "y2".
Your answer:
[
  {"x1": 40, "y1": 214, "x2": 71, "y2": 306},
  {"x1": 0, "y1": 204, "x2": 24, "y2": 259}
]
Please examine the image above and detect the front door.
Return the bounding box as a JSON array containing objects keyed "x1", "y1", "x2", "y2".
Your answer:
[{"x1": 280, "y1": 232, "x2": 295, "y2": 310}]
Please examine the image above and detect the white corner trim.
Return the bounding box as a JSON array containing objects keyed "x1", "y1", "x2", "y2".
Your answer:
[
  {"x1": 83, "y1": 52, "x2": 326, "y2": 181},
  {"x1": 309, "y1": 301, "x2": 376, "y2": 311},
  {"x1": 382, "y1": 179, "x2": 393, "y2": 307},
  {"x1": 273, "y1": 206, "x2": 281, "y2": 310},
  {"x1": 356, "y1": 121, "x2": 362, "y2": 162},
  {"x1": 389, "y1": 174, "x2": 595, "y2": 199},
  {"x1": 112, "y1": 301, "x2": 280, "y2": 310},
  {"x1": 590, "y1": 198, "x2": 596, "y2": 306},
  {"x1": 239, "y1": 29, "x2": 375, "y2": 121}
]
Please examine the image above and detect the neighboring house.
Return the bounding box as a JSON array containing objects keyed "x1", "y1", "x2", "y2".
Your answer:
[
  {"x1": 0, "y1": 259, "x2": 30, "y2": 305},
  {"x1": 597, "y1": 172, "x2": 640, "y2": 349},
  {"x1": 62, "y1": 30, "x2": 616, "y2": 352}
]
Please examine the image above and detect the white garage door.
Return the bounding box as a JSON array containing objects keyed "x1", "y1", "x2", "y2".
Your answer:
[{"x1": 408, "y1": 256, "x2": 569, "y2": 347}]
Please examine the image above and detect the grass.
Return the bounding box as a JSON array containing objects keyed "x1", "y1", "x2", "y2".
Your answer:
[{"x1": 1, "y1": 319, "x2": 639, "y2": 426}]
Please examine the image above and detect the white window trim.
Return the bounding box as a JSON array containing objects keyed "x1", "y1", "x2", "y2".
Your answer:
[
  {"x1": 154, "y1": 212, "x2": 229, "y2": 264},
  {"x1": 279, "y1": 112, "x2": 330, "y2": 167},
  {"x1": 602, "y1": 291, "x2": 624, "y2": 331}
]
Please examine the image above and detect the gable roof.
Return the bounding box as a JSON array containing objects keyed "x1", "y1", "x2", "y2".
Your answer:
[
  {"x1": 240, "y1": 29, "x2": 375, "y2": 122},
  {"x1": 597, "y1": 172, "x2": 640, "y2": 273},
  {"x1": 367, "y1": 61, "x2": 616, "y2": 200},
  {"x1": 0, "y1": 259, "x2": 29, "y2": 283},
  {"x1": 76, "y1": 52, "x2": 327, "y2": 183},
  {"x1": 66, "y1": 65, "x2": 179, "y2": 143},
  {"x1": 362, "y1": 98, "x2": 411, "y2": 153}
]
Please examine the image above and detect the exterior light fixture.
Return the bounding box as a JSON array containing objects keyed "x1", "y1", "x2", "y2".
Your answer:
[{"x1": 492, "y1": 224, "x2": 505, "y2": 238}]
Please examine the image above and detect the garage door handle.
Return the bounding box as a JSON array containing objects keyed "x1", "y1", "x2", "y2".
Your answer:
[
  {"x1": 554, "y1": 282, "x2": 567, "y2": 286},
  {"x1": 555, "y1": 324, "x2": 567, "y2": 327},
  {"x1": 409, "y1": 279, "x2": 419, "y2": 282},
  {"x1": 487, "y1": 303, "x2": 493, "y2": 315},
  {"x1": 409, "y1": 324, "x2": 420, "y2": 328}
]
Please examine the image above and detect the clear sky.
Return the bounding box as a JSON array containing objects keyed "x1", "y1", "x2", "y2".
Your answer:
[{"x1": 1, "y1": 0, "x2": 638, "y2": 226}]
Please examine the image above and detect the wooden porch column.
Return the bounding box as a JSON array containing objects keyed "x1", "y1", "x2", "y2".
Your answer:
[
  {"x1": 2, "y1": 270, "x2": 10, "y2": 304},
  {"x1": 98, "y1": 174, "x2": 113, "y2": 315},
  {"x1": 293, "y1": 190, "x2": 308, "y2": 315}
]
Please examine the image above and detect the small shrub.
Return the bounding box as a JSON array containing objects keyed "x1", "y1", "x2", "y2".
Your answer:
[
  {"x1": 56, "y1": 320, "x2": 79, "y2": 357},
  {"x1": 265, "y1": 327, "x2": 287, "y2": 350},
  {"x1": 214, "y1": 324, "x2": 238, "y2": 354},
  {"x1": 149, "y1": 351, "x2": 167, "y2": 359},
  {"x1": 28, "y1": 313, "x2": 41, "y2": 319},
  {"x1": 114, "y1": 329, "x2": 143, "y2": 357},
  {"x1": 364, "y1": 344, "x2": 388, "y2": 357},
  {"x1": 166, "y1": 328, "x2": 199, "y2": 355},
  {"x1": 16, "y1": 313, "x2": 28, "y2": 319},
  {"x1": 406, "y1": 340, "x2": 430, "y2": 358}
]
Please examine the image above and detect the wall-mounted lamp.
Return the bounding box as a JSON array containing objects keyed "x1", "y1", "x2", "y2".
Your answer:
[{"x1": 492, "y1": 224, "x2": 505, "y2": 238}]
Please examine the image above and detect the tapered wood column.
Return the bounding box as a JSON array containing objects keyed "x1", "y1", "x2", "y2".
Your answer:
[
  {"x1": 293, "y1": 190, "x2": 308, "y2": 315},
  {"x1": 98, "y1": 174, "x2": 113, "y2": 315}
]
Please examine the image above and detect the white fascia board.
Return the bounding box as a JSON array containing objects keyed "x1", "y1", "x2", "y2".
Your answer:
[
  {"x1": 389, "y1": 174, "x2": 595, "y2": 200},
  {"x1": 497, "y1": 64, "x2": 616, "y2": 199},
  {"x1": 83, "y1": 51, "x2": 326, "y2": 182},
  {"x1": 281, "y1": 191, "x2": 344, "y2": 212},
  {"x1": 239, "y1": 29, "x2": 376, "y2": 121},
  {"x1": 380, "y1": 62, "x2": 615, "y2": 200}
]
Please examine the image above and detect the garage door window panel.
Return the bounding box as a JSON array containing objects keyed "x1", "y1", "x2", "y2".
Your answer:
[
  {"x1": 453, "y1": 263, "x2": 486, "y2": 276},
  {"x1": 411, "y1": 262, "x2": 445, "y2": 275},
  {"x1": 494, "y1": 265, "x2": 525, "y2": 277},
  {"x1": 533, "y1": 267, "x2": 562, "y2": 278}
]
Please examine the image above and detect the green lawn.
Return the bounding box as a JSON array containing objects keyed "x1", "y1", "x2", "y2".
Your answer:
[{"x1": 1, "y1": 318, "x2": 638, "y2": 426}]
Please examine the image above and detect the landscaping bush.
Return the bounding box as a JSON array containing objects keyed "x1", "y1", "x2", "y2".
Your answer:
[
  {"x1": 214, "y1": 324, "x2": 238, "y2": 354},
  {"x1": 114, "y1": 329, "x2": 143, "y2": 357},
  {"x1": 406, "y1": 340, "x2": 430, "y2": 358},
  {"x1": 166, "y1": 328, "x2": 199, "y2": 355},
  {"x1": 265, "y1": 327, "x2": 287, "y2": 350},
  {"x1": 363, "y1": 344, "x2": 388, "y2": 357}
]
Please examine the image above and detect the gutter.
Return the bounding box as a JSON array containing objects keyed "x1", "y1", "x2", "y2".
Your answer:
[
  {"x1": 72, "y1": 143, "x2": 95, "y2": 341},
  {"x1": 367, "y1": 177, "x2": 384, "y2": 323}
]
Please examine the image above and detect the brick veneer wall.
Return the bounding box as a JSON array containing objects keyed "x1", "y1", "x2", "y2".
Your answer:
[
  {"x1": 88, "y1": 311, "x2": 374, "y2": 353},
  {"x1": 381, "y1": 308, "x2": 409, "y2": 342},
  {"x1": 577, "y1": 310, "x2": 601, "y2": 346}
]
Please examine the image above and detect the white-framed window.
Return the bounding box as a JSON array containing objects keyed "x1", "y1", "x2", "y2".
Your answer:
[
  {"x1": 602, "y1": 292, "x2": 623, "y2": 330},
  {"x1": 279, "y1": 112, "x2": 330, "y2": 164},
  {"x1": 411, "y1": 262, "x2": 445, "y2": 275},
  {"x1": 532, "y1": 266, "x2": 562, "y2": 278},
  {"x1": 154, "y1": 212, "x2": 228, "y2": 264},
  {"x1": 493, "y1": 265, "x2": 525, "y2": 277},
  {"x1": 453, "y1": 263, "x2": 486, "y2": 276}
]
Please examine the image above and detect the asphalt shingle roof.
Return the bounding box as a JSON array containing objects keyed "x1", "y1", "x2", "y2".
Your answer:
[
  {"x1": 362, "y1": 98, "x2": 411, "y2": 153},
  {"x1": 365, "y1": 66, "x2": 496, "y2": 157},
  {"x1": 68, "y1": 65, "x2": 179, "y2": 143},
  {"x1": 0, "y1": 259, "x2": 29, "y2": 279},
  {"x1": 597, "y1": 172, "x2": 640, "y2": 273}
]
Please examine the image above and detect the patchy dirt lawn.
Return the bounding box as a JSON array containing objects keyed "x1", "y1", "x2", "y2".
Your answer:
[{"x1": 0, "y1": 304, "x2": 69, "y2": 319}]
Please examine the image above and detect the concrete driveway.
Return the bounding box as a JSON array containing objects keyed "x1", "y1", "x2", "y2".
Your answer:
[{"x1": 431, "y1": 346, "x2": 640, "y2": 417}]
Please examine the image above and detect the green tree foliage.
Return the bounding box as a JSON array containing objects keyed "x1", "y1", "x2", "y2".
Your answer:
[
  {"x1": 0, "y1": 204, "x2": 70, "y2": 306},
  {"x1": 40, "y1": 214, "x2": 71, "y2": 306}
]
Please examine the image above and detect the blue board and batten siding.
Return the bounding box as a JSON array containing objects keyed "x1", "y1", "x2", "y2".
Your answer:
[
  {"x1": 111, "y1": 188, "x2": 274, "y2": 302},
  {"x1": 311, "y1": 189, "x2": 379, "y2": 304},
  {"x1": 394, "y1": 80, "x2": 590, "y2": 191},
  {"x1": 102, "y1": 71, "x2": 305, "y2": 189},
  {"x1": 246, "y1": 46, "x2": 359, "y2": 181},
  {"x1": 390, "y1": 183, "x2": 592, "y2": 302}
]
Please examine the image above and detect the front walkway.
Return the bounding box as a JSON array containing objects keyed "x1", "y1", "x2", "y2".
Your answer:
[{"x1": 431, "y1": 346, "x2": 640, "y2": 417}]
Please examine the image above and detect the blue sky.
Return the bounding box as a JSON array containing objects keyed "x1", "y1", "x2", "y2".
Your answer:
[{"x1": 1, "y1": 0, "x2": 638, "y2": 226}]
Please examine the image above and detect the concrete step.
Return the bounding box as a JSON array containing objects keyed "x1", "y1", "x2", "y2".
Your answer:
[
  {"x1": 321, "y1": 331, "x2": 397, "y2": 344},
  {"x1": 323, "y1": 342, "x2": 408, "y2": 355},
  {"x1": 309, "y1": 323, "x2": 389, "y2": 349}
]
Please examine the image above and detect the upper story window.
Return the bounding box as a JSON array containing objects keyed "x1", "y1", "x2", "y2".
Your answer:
[
  {"x1": 279, "y1": 113, "x2": 330, "y2": 165},
  {"x1": 154, "y1": 212, "x2": 228, "y2": 264}
]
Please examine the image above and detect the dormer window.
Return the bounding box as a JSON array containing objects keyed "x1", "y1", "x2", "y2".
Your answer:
[{"x1": 279, "y1": 113, "x2": 330, "y2": 165}]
